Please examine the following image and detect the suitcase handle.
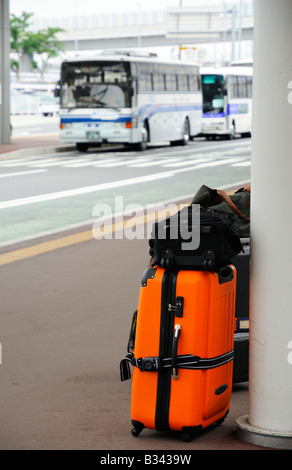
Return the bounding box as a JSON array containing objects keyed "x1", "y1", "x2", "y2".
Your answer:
[{"x1": 172, "y1": 324, "x2": 181, "y2": 380}]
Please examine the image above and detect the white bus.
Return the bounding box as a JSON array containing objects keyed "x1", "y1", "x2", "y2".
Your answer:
[
  {"x1": 200, "y1": 66, "x2": 253, "y2": 139},
  {"x1": 58, "y1": 51, "x2": 202, "y2": 151}
]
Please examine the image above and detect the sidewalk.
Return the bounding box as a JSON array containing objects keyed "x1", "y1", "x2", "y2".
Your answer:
[
  {"x1": 0, "y1": 134, "x2": 275, "y2": 451},
  {"x1": 0, "y1": 226, "x2": 260, "y2": 451},
  {"x1": 0, "y1": 134, "x2": 75, "y2": 158}
]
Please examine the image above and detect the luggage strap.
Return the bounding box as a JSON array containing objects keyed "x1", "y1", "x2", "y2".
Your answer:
[{"x1": 120, "y1": 350, "x2": 234, "y2": 381}]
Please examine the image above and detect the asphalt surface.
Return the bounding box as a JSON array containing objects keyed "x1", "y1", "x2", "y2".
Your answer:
[{"x1": 0, "y1": 133, "x2": 273, "y2": 452}]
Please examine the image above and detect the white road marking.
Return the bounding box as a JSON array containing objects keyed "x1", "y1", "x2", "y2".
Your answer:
[
  {"x1": 94, "y1": 158, "x2": 152, "y2": 168},
  {"x1": 0, "y1": 169, "x2": 47, "y2": 178},
  {"x1": 129, "y1": 158, "x2": 184, "y2": 167},
  {"x1": 0, "y1": 158, "x2": 57, "y2": 167},
  {"x1": 28, "y1": 158, "x2": 86, "y2": 167},
  {"x1": 61, "y1": 158, "x2": 121, "y2": 168},
  {"x1": 162, "y1": 158, "x2": 210, "y2": 167},
  {"x1": 0, "y1": 157, "x2": 243, "y2": 210},
  {"x1": 231, "y1": 161, "x2": 251, "y2": 167}
]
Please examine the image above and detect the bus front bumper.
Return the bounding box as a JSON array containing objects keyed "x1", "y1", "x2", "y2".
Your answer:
[
  {"x1": 60, "y1": 124, "x2": 142, "y2": 145},
  {"x1": 200, "y1": 120, "x2": 228, "y2": 136}
]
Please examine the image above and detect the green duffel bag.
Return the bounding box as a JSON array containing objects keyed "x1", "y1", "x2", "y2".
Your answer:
[{"x1": 191, "y1": 184, "x2": 250, "y2": 238}]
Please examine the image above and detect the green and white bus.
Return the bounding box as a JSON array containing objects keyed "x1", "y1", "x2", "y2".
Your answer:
[
  {"x1": 200, "y1": 66, "x2": 253, "y2": 139},
  {"x1": 58, "y1": 51, "x2": 202, "y2": 151}
]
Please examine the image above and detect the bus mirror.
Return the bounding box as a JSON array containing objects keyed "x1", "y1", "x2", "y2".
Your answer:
[
  {"x1": 128, "y1": 86, "x2": 134, "y2": 97},
  {"x1": 223, "y1": 88, "x2": 227, "y2": 96},
  {"x1": 54, "y1": 82, "x2": 60, "y2": 97}
]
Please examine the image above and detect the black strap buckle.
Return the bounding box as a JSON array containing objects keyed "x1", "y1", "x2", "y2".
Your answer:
[{"x1": 137, "y1": 356, "x2": 161, "y2": 372}]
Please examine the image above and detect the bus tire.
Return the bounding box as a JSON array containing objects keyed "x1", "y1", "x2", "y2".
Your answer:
[
  {"x1": 137, "y1": 122, "x2": 149, "y2": 151},
  {"x1": 171, "y1": 118, "x2": 190, "y2": 146},
  {"x1": 228, "y1": 121, "x2": 236, "y2": 140},
  {"x1": 181, "y1": 117, "x2": 190, "y2": 145},
  {"x1": 76, "y1": 143, "x2": 89, "y2": 152}
]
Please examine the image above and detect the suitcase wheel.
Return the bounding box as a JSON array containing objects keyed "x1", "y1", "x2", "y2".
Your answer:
[
  {"x1": 131, "y1": 423, "x2": 144, "y2": 437},
  {"x1": 182, "y1": 432, "x2": 191, "y2": 442},
  {"x1": 215, "y1": 409, "x2": 229, "y2": 426}
]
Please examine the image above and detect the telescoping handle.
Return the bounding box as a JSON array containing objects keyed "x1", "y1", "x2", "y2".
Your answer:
[{"x1": 172, "y1": 324, "x2": 181, "y2": 380}]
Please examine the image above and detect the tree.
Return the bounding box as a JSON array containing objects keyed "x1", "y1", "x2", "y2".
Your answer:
[
  {"x1": 10, "y1": 11, "x2": 33, "y2": 79},
  {"x1": 10, "y1": 12, "x2": 64, "y2": 80},
  {"x1": 22, "y1": 27, "x2": 65, "y2": 79}
]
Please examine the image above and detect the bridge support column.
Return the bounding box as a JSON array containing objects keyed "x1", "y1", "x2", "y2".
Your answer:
[
  {"x1": 0, "y1": 0, "x2": 10, "y2": 144},
  {"x1": 236, "y1": 0, "x2": 292, "y2": 449}
]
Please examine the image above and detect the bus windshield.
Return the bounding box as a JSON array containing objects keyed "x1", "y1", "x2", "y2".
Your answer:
[
  {"x1": 202, "y1": 74, "x2": 225, "y2": 114},
  {"x1": 60, "y1": 61, "x2": 131, "y2": 109}
]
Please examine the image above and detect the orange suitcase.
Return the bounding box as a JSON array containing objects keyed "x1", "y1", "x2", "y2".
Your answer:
[{"x1": 121, "y1": 264, "x2": 237, "y2": 442}]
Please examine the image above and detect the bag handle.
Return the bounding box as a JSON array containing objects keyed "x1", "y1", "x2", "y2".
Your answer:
[
  {"x1": 172, "y1": 324, "x2": 181, "y2": 380},
  {"x1": 215, "y1": 188, "x2": 250, "y2": 221}
]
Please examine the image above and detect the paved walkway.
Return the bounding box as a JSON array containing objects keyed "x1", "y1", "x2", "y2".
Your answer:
[
  {"x1": 0, "y1": 134, "x2": 75, "y2": 158},
  {"x1": 0, "y1": 225, "x2": 260, "y2": 451},
  {"x1": 0, "y1": 133, "x2": 275, "y2": 452}
]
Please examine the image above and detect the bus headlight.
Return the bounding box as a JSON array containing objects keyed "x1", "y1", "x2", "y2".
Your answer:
[
  {"x1": 114, "y1": 122, "x2": 126, "y2": 129},
  {"x1": 60, "y1": 122, "x2": 72, "y2": 129},
  {"x1": 114, "y1": 121, "x2": 132, "y2": 129}
]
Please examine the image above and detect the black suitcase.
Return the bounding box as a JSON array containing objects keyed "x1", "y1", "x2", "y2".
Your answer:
[
  {"x1": 231, "y1": 238, "x2": 250, "y2": 383},
  {"x1": 149, "y1": 206, "x2": 243, "y2": 270}
]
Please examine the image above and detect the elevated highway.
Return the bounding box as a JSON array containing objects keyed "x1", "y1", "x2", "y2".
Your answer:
[{"x1": 46, "y1": 6, "x2": 254, "y2": 51}]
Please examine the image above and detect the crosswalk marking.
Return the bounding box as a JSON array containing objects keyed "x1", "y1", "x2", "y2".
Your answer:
[
  {"x1": 162, "y1": 158, "x2": 210, "y2": 168},
  {"x1": 129, "y1": 158, "x2": 184, "y2": 168},
  {"x1": 0, "y1": 169, "x2": 47, "y2": 178},
  {"x1": 0, "y1": 157, "x2": 57, "y2": 167},
  {"x1": 29, "y1": 158, "x2": 86, "y2": 167},
  {"x1": 61, "y1": 158, "x2": 121, "y2": 168},
  {"x1": 95, "y1": 158, "x2": 151, "y2": 168},
  {"x1": 231, "y1": 161, "x2": 251, "y2": 167},
  {"x1": 0, "y1": 150, "x2": 251, "y2": 171}
]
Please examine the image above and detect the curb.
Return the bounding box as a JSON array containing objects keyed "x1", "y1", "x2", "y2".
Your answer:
[{"x1": 0, "y1": 144, "x2": 76, "y2": 160}]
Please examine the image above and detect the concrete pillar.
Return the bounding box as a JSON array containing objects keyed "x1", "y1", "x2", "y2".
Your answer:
[
  {"x1": 0, "y1": 0, "x2": 10, "y2": 144},
  {"x1": 236, "y1": 0, "x2": 292, "y2": 449}
]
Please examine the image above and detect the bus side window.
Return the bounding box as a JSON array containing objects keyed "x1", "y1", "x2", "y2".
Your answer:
[
  {"x1": 189, "y1": 74, "x2": 200, "y2": 91},
  {"x1": 229, "y1": 75, "x2": 238, "y2": 99},
  {"x1": 238, "y1": 76, "x2": 248, "y2": 98},
  {"x1": 247, "y1": 76, "x2": 253, "y2": 98},
  {"x1": 165, "y1": 74, "x2": 177, "y2": 91},
  {"x1": 153, "y1": 73, "x2": 165, "y2": 91},
  {"x1": 177, "y1": 74, "x2": 188, "y2": 91},
  {"x1": 138, "y1": 73, "x2": 152, "y2": 92}
]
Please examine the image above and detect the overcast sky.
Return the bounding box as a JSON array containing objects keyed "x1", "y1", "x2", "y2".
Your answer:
[{"x1": 9, "y1": 0, "x2": 226, "y2": 17}]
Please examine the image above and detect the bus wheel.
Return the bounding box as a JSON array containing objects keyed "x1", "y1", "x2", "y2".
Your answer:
[
  {"x1": 76, "y1": 143, "x2": 89, "y2": 152},
  {"x1": 170, "y1": 118, "x2": 190, "y2": 146},
  {"x1": 181, "y1": 118, "x2": 190, "y2": 145},
  {"x1": 228, "y1": 122, "x2": 236, "y2": 140},
  {"x1": 137, "y1": 123, "x2": 148, "y2": 151}
]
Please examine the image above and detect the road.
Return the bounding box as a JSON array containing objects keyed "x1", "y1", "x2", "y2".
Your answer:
[{"x1": 0, "y1": 137, "x2": 251, "y2": 247}]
